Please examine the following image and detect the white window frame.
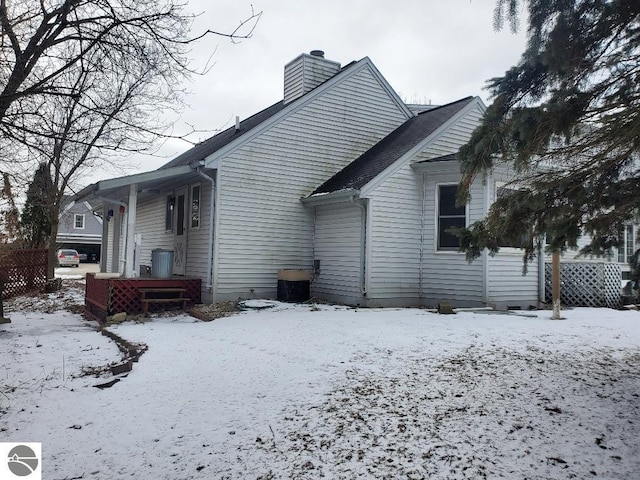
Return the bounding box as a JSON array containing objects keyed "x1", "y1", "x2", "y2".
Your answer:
[
  {"x1": 74, "y1": 214, "x2": 85, "y2": 229},
  {"x1": 190, "y1": 183, "x2": 201, "y2": 230},
  {"x1": 436, "y1": 182, "x2": 468, "y2": 252},
  {"x1": 165, "y1": 193, "x2": 175, "y2": 232},
  {"x1": 618, "y1": 224, "x2": 638, "y2": 264}
]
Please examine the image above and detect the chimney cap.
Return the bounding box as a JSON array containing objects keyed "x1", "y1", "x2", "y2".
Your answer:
[{"x1": 309, "y1": 50, "x2": 325, "y2": 58}]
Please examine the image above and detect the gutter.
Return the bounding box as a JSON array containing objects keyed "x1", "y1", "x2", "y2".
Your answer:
[
  {"x1": 301, "y1": 188, "x2": 361, "y2": 206},
  {"x1": 197, "y1": 168, "x2": 216, "y2": 291}
]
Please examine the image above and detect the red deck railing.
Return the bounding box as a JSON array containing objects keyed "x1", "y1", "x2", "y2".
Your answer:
[
  {"x1": 0, "y1": 248, "x2": 48, "y2": 299},
  {"x1": 85, "y1": 273, "x2": 201, "y2": 322}
]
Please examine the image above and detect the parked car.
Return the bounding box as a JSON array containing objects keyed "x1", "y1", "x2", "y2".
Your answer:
[
  {"x1": 78, "y1": 252, "x2": 88, "y2": 262},
  {"x1": 57, "y1": 249, "x2": 80, "y2": 267}
]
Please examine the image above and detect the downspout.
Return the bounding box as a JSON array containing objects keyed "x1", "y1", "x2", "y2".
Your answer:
[
  {"x1": 197, "y1": 168, "x2": 216, "y2": 291},
  {"x1": 351, "y1": 196, "x2": 368, "y2": 297},
  {"x1": 419, "y1": 173, "x2": 426, "y2": 299}
]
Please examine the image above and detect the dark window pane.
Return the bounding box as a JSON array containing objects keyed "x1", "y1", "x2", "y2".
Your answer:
[
  {"x1": 439, "y1": 185, "x2": 464, "y2": 216},
  {"x1": 439, "y1": 217, "x2": 465, "y2": 249},
  {"x1": 177, "y1": 194, "x2": 185, "y2": 236},
  {"x1": 165, "y1": 197, "x2": 173, "y2": 231}
]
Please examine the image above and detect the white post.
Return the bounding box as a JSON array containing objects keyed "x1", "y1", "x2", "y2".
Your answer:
[
  {"x1": 551, "y1": 250, "x2": 562, "y2": 319},
  {"x1": 125, "y1": 184, "x2": 138, "y2": 278}
]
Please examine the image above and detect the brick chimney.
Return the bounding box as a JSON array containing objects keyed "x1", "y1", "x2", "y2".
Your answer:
[{"x1": 283, "y1": 50, "x2": 341, "y2": 104}]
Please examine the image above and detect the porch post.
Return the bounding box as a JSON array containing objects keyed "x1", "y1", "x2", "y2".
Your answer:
[
  {"x1": 100, "y1": 202, "x2": 109, "y2": 272},
  {"x1": 125, "y1": 184, "x2": 138, "y2": 278}
]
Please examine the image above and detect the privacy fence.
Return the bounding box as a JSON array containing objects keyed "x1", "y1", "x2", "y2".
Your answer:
[
  {"x1": 0, "y1": 248, "x2": 48, "y2": 299},
  {"x1": 544, "y1": 262, "x2": 621, "y2": 309}
]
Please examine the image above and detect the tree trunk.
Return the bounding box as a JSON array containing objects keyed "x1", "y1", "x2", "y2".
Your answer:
[
  {"x1": 551, "y1": 250, "x2": 562, "y2": 320},
  {"x1": 48, "y1": 214, "x2": 60, "y2": 279}
]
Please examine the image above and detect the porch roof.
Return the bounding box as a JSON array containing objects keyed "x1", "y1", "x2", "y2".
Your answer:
[{"x1": 73, "y1": 164, "x2": 208, "y2": 205}]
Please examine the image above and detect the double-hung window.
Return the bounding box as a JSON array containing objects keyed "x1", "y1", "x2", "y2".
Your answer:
[
  {"x1": 437, "y1": 184, "x2": 466, "y2": 250},
  {"x1": 74, "y1": 214, "x2": 85, "y2": 229},
  {"x1": 618, "y1": 224, "x2": 637, "y2": 264}
]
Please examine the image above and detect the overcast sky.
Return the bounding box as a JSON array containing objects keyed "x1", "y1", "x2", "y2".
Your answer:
[{"x1": 97, "y1": 0, "x2": 528, "y2": 182}]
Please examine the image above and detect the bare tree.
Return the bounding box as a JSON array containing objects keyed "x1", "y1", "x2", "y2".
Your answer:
[
  {"x1": 32, "y1": 37, "x2": 183, "y2": 277},
  {"x1": 1, "y1": 0, "x2": 261, "y2": 277},
  {"x1": 0, "y1": 0, "x2": 261, "y2": 128}
]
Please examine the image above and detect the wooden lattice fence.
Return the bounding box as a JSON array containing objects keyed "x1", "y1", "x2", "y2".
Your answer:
[
  {"x1": 0, "y1": 248, "x2": 48, "y2": 299},
  {"x1": 545, "y1": 262, "x2": 621, "y2": 308},
  {"x1": 85, "y1": 273, "x2": 201, "y2": 322}
]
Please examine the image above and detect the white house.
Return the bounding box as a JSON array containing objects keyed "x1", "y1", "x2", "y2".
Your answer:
[
  {"x1": 75, "y1": 51, "x2": 541, "y2": 309},
  {"x1": 57, "y1": 198, "x2": 102, "y2": 262}
]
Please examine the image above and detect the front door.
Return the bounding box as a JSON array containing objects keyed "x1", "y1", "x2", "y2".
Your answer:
[{"x1": 173, "y1": 187, "x2": 187, "y2": 275}]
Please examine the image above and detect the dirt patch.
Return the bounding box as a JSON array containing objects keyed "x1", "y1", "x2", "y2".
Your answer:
[{"x1": 189, "y1": 300, "x2": 241, "y2": 321}]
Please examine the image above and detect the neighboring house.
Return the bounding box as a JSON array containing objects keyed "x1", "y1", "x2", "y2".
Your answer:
[
  {"x1": 544, "y1": 224, "x2": 638, "y2": 281},
  {"x1": 75, "y1": 51, "x2": 540, "y2": 309},
  {"x1": 57, "y1": 198, "x2": 102, "y2": 261}
]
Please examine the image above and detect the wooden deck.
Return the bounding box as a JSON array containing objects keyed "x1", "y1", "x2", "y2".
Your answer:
[{"x1": 85, "y1": 273, "x2": 201, "y2": 322}]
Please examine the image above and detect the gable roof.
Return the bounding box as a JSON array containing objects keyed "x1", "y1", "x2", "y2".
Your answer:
[
  {"x1": 310, "y1": 97, "x2": 475, "y2": 195},
  {"x1": 160, "y1": 101, "x2": 287, "y2": 169},
  {"x1": 162, "y1": 57, "x2": 412, "y2": 171},
  {"x1": 74, "y1": 55, "x2": 413, "y2": 203}
]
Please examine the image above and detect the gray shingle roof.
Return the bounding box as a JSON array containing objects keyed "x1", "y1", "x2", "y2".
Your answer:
[
  {"x1": 311, "y1": 97, "x2": 475, "y2": 195},
  {"x1": 159, "y1": 61, "x2": 362, "y2": 170},
  {"x1": 160, "y1": 101, "x2": 287, "y2": 169}
]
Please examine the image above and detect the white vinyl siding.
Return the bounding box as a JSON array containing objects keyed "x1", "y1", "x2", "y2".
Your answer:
[
  {"x1": 284, "y1": 54, "x2": 341, "y2": 104},
  {"x1": 366, "y1": 166, "x2": 422, "y2": 302},
  {"x1": 312, "y1": 203, "x2": 363, "y2": 301},
  {"x1": 483, "y1": 172, "x2": 540, "y2": 307},
  {"x1": 487, "y1": 254, "x2": 539, "y2": 307},
  {"x1": 131, "y1": 187, "x2": 211, "y2": 281},
  {"x1": 420, "y1": 168, "x2": 485, "y2": 307},
  {"x1": 415, "y1": 103, "x2": 486, "y2": 307},
  {"x1": 414, "y1": 105, "x2": 484, "y2": 160},
  {"x1": 105, "y1": 208, "x2": 125, "y2": 274},
  {"x1": 185, "y1": 182, "x2": 212, "y2": 282},
  {"x1": 135, "y1": 195, "x2": 174, "y2": 267},
  {"x1": 213, "y1": 64, "x2": 409, "y2": 300}
]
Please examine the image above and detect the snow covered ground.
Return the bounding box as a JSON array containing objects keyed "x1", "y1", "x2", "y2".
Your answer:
[{"x1": 1, "y1": 279, "x2": 639, "y2": 479}]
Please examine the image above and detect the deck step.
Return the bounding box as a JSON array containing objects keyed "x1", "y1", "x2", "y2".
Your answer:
[{"x1": 139, "y1": 287, "x2": 189, "y2": 315}]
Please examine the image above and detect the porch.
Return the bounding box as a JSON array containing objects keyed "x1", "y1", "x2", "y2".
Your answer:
[{"x1": 85, "y1": 273, "x2": 201, "y2": 322}]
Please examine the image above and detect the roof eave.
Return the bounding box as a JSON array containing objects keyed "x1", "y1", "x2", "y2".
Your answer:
[
  {"x1": 73, "y1": 164, "x2": 196, "y2": 202},
  {"x1": 359, "y1": 97, "x2": 484, "y2": 196},
  {"x1": 301, "y1": 188, "x2": 361, "y2": 206},
  {"x1": 204, "y1": 57, "x2": 414, "y2": 168}
]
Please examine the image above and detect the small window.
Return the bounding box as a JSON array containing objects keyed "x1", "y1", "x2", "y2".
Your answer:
[
  {"x1": 74, "y1": 214, "x2": 85, "y2": 229},
  {"x1": 438, "y1": 184, "x2": 466, "y2": 250},
  {"x1": 165, "y1": 195, "x2": 175, "y2": 231},
  {"x1": 619, "y1": 225, "x2": 637, "y2": 263},
  {"x1": 191, "y1": 184, "x2": 201, "y2": 229}
]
